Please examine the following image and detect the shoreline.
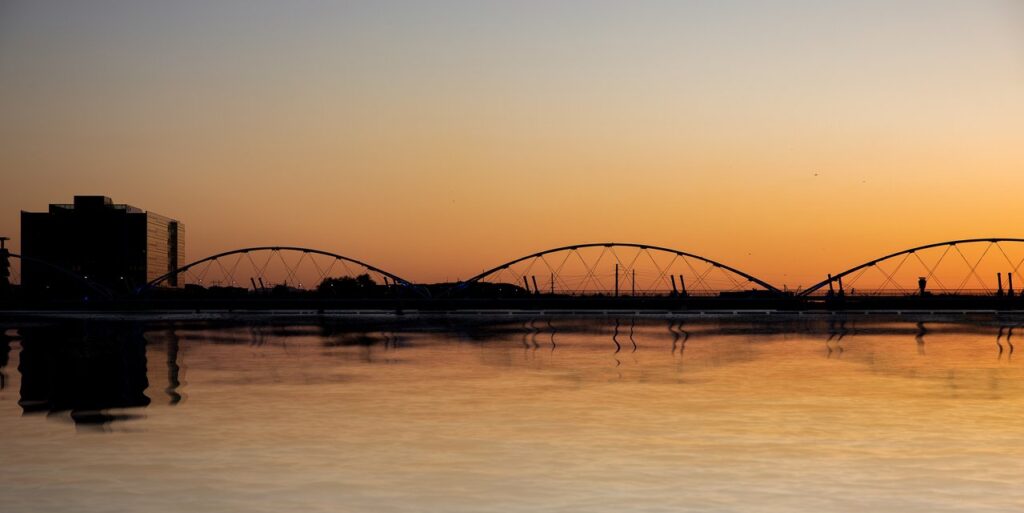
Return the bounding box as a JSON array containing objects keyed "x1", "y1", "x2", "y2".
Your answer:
[{"x1": 4, "y1": 308, "x2": 1024, "y2": 322}]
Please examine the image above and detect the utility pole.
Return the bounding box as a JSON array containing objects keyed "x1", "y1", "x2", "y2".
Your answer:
[
  {"x1": 614, "y1": 263, "x2": 619, "y2": 297},
  {"x1": 0, "y1": 237, "x2": 9, "y2": 295}
]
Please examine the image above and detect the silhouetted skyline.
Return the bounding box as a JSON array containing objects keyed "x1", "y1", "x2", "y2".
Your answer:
[{"x1": 2, "y1": 1, "x2": 1022, "y2": 287}]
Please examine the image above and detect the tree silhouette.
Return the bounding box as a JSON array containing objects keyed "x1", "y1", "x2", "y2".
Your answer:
[{"x1": 317, "y1": 274, "x2": 377, "y2": 296}]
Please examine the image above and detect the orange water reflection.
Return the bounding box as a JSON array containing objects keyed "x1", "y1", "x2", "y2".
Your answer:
[{"x1": 0, "y1": 319, "x2": 1022, "y2": 512}]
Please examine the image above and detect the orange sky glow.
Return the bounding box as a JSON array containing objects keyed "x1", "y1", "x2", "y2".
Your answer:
[{"x1": 2, "y1": 1, "x2": 1023, "y2": 288}]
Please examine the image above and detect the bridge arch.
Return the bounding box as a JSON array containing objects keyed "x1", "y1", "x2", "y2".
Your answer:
[
  {"x1": 143, "y1": 246, "x2": 419, "y2": 295},
  {"x1": 4, "y1": 253, "x2": 115, "y2": 300},
  {"x1": 800, "y1": 238, "x2": 1024, "y2": 296},
  {"x1": 456, "y1": 243, "x2": 779, "y2": 296}
]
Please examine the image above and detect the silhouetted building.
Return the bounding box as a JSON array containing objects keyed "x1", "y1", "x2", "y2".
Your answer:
[{"x1": 21, "y1": 196, "x2": 184, "y2": 292}]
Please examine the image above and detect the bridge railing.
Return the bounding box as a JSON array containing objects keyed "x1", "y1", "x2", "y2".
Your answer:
[{"x1": 799, "y1": 288, "x2": 1021, "y2": 297}]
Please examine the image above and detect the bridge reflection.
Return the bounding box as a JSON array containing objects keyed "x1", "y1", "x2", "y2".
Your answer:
[{"x1": 1, "y1": 318, "x2": 1021, "y2": 431}]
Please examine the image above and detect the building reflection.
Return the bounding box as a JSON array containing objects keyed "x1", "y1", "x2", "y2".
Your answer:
[
  {"x1": 18, "y1": 323, "x2": 150, "y2": 427},
  {"x1": 0, "y1": 329, "x2": 12, "y2": 390},
  {"x1": 164, "y1": 329, "x2": 183, "y2": 405}
]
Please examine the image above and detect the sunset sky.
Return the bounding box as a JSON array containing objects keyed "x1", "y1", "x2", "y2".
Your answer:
[{"x1": 2, "y1": 0, "x2": 1022, "y2": 288}]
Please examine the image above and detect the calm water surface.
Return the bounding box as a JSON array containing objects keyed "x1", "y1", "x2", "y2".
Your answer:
[{"x1": 1, "y1": 317, "x2": 1023, "y2": 512}]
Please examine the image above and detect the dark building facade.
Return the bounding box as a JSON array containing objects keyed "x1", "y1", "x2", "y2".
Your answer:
[{"x1": 21, "y1": 196, "x2": 184, "y2": 292}]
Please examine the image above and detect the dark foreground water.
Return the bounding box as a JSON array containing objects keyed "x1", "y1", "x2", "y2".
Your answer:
[{"x1": 1, "y1": 317, "x2": 1023, "y2": 512}]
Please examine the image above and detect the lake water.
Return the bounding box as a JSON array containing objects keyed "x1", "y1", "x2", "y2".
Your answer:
[{"x1": 1, "y1": 316, "x2": 1023, "y2": 512}]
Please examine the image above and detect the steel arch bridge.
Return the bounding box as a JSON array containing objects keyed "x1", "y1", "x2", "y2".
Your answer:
[
  {"x1": 454, "y1": 243, "x2": 779, "y2": 297},
  {"x1": 144, "y1": 246, "x2": 420, "y2": 296},
  {"x1": 800, "y1": 238, "x2": 1024, "y2": 297}
]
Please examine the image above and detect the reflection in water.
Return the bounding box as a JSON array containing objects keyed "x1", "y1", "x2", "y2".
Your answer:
[
  {"x1": 1003, "y1": 325, "x2": 1011, "y2": 358},
  {"x1": 323, "y1": 330, "x2": 397, "y2": 364},
  {"x1": 628, "y1": 317, "x2": 638, "y2": 353},
  {"x1": 528, "y1": 319, "x2": 540, "y2": 351},
  {"x1": 996, "y1": 326, "x2": 1017, "y2": 361},
  {"x1": 0, "y1": 330, "x2": 13, "y2": 390},
  {"x1": 916, "y1": 321, "x2": 927, "y2": 355},
  {"x1": 546, "y1": 318, "x2": 556, "y2": 352},
  {"x1": 668, "y1": 319, "x2": 689, "y2": 355},
  {"x1": 3, "y1": 318, "x2": 1024, "y2": 512},
  {"x1": 17, "y1": 324, "x2": 150, "y2": 427},
  {"x1": 610, "y1": 318, "x2": 622, "y2": 368},
  {"x1": 516, "y1": 319, "x2": 558, "y2": 358},
  {"x1": 825, "y1": 319, "x2": 849, "y2": 358},
  {"x1": 997, "y1": 326, "x2": 1005, "y2": 358},
  {"x1": 520, "y1": 319, "x2": 533, "y2": 351},
  {"x1": 163, "y1": 329, "x2": 183, "y2": 405}
]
